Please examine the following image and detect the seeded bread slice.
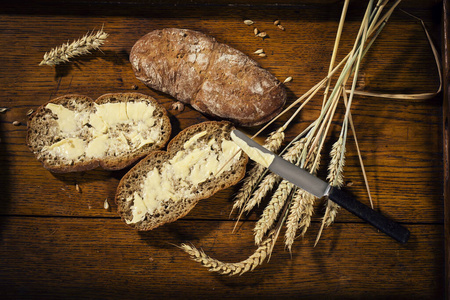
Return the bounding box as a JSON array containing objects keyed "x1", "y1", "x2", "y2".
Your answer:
[
  {"x1": 26, "y1": 92, "x2": 171, "y2": 173},
  {"x1": 115, "y1": 121, "x2": 248, "y2": 231}
]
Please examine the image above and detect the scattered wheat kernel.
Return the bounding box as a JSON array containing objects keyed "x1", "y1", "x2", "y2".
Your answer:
[
  {"x1": 75, "y1": 183, "x2": 81, "y2": 193},
  {"x1": 254, "y1": 28, "x2": 259, "y2": 35},
  {"x1": 104, "y1": 198, "x2": 109, "y2": 209},
  {"x1": 283, "y1": 76, "x2": 293, "y2": 83},
  {"x1": 149, "y1": 257, "x2": 154, "y2": 262},
  {"x1": 131, "y1": 84, "x2": 138, "y2": 90},
  {"x1": 254, "y1": 49, "x2": 264, "y2": 54},
  {"x1": 12, "y1": 121, "x2": 20, "y2": 126},
  {"x1": 346, "y1": 181, "x2": 354, "y2": 187},
  {"x1": 274, "y1": 20, "x2": 280, "y2": 26},
  {"x1": 26, "y1": 109, "x2": 34, "y2": 116},
  {"x1": 277, "y1": 24, "x2": 285, "y2": 31},
  {"x1": 258, "y1": 53, "x2": 267, "y2": 57},
  {"x1": 244, "y1": 20, "x2": 254, "y2": 25},
  {"x1": 0, "y1": 108, "x2": 8, "y2": 113},
  {"x1": 256, "y1": 32, "x2": 267, "y2": 38}
]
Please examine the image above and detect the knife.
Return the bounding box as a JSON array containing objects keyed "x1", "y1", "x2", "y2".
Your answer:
[{"x1": 231, "y1": 129, "x2": 410, "y2": 244}]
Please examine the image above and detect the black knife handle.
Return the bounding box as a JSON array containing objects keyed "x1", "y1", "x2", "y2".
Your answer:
[{"x1": 328, "y1": 187, "x2": 410, "y2": 244}]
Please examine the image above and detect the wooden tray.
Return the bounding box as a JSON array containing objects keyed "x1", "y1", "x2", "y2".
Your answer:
[{"x1": 0, "y1": 0, "x2": 446, "y2": 298}]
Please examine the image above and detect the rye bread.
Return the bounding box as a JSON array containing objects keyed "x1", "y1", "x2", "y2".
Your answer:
[
  {"x1": 130, "y1": 28, "x2": 286, "y2": 127},
  {"x1": 26, "y1": 92, "x2": 171, "y2": 173},
  {"x1": 115, "y1": 121, "x2": 248, "y2": 231}
]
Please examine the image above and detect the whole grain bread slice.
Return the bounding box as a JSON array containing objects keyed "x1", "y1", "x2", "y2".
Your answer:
[
  {"x1": 115, "y1": 121, "x2": 248, "y2": 231},
  {"x1": 27, "y1": 92, "x2": 171, "y2": 173}
]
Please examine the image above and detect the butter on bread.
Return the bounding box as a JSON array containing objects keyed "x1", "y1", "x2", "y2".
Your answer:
[
  {"x1": 115, "y1": 121, "x2": 248, "y2": 231},
  {"x1": 26, "y1": 92, "x2": 171, "y2": 173},
  {"x1": 130, "y1": 28, "x2": 286, "y2": 127}
]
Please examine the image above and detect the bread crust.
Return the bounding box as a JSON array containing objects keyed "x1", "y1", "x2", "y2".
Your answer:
[
  {"x1": 115, "y1": 121, "x2": 248, "y2": 231},
  {"x1": 26, "y1": 92, "x2": 172, "y2": 173},
  {"x1": 130, "y1": 28, "x2": 286, "y2": 127}
]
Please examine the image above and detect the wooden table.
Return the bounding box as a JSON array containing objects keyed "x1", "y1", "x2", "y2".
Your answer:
[{"x1": 0, "y1": 0, "x2": 446, "y2": 298}]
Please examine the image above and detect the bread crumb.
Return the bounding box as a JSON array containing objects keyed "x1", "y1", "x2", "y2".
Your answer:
[
  {"x1": 131, "y1": 84, "x2": 139, "y2": 90},
  {"x1": 346, "y1": 181, "x2": 354, "y2": 187},
  {"x1": 172, "y1": 101, "x2": 185, "y2": 112},
  {"x1": 149, "y1": 257, "x2": 154, "y2": 262},
  {"x1": 12, "y1": 121, "x2": 20, "y2": 126},
  {"x1": 277, "y1": 24, "x2": 285, "y2": 31}
]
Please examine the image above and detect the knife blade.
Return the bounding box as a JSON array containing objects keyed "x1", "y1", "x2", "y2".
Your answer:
[{"x1": 231, "y1": 129, "x2": 410, "y2": 244}]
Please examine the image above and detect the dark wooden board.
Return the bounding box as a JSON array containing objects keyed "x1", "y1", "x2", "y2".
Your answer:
[{"x1": 0, "y1": 0, "x2": 445, "y2": 298}]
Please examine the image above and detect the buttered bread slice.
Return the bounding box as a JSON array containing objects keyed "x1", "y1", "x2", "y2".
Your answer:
[
  {"x1": 27, "y1": 93, "x2": 171, "y2": 173},
  {"x1": 115, "y1": 121, "x2": 248, "y2": 231}
]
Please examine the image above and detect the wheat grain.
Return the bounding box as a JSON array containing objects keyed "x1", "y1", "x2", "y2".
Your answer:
[
  {"x1": 283, "y1": 76, "x2": 293, "y2": 83},
  {"x1": 254, "y1": 179, "x2": 295, "y2": 245},
  {"x1": 180, "y1": 233, "x2": 275, "y2": 276},
  {"x1": 39, "y1": 28, "x2": 109, "y2": 66}
]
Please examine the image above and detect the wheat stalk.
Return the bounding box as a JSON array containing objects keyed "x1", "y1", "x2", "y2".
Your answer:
[
  {"x1": 180, "y1": 233, "x2": 276, "y2": 276},
  {"x1": 39, "y1": 28, "x2": 109, "y2": 66}
]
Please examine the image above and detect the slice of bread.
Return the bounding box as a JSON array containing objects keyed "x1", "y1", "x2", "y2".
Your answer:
[
  {"x1": 115, "y1": 121, "x2": 248, "y2": 231},
  {"x1": 27, "y1": 92, "x2": 171, "y2": 173}
]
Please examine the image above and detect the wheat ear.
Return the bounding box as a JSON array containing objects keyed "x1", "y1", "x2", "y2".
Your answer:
[
  {"x1": 180, "y1": 233, "x2": 276, "y2": 276},
  {"x1": 285, "y1": 187, "x2": 318, "y2": 250},
  {"x1": 243, "y1": 172, "x2": 280, "y2": 213},
  {"x1": 315, "y1": 137, "x2": 346, "y2": 246},
  {"x1": 39, "y1": 28, "x2": 109, "y2": 66},
  {"x1": 254, "y1": 179, "x2": 295, "y2": 245}
]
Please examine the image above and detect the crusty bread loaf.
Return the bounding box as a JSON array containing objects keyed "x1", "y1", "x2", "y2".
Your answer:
[
  {"x1": 27, "y1": 92, "x2": 171, "y2": 173},
  {"x1": 115, "y1": 121, "x2": 248, "y2": 231},
  {"x1": 130, "y1": 28, "x2": 286, "y2": 127}
]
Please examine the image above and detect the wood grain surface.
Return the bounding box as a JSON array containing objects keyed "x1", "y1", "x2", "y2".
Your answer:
[{"x1": 0, "y1": 0, "x2": 445, "y2": 299}]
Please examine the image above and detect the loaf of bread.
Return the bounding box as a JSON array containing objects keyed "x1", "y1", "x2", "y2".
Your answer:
[
  {"x1": 130, "y1": 28, "x2": 286, "y2": 127},
  {"x1": 27, "y1": 92, "x2": 171, "y2": 173},
  {"x1": 115, "y1": 121, "x2": 248, "y2": 230}
]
